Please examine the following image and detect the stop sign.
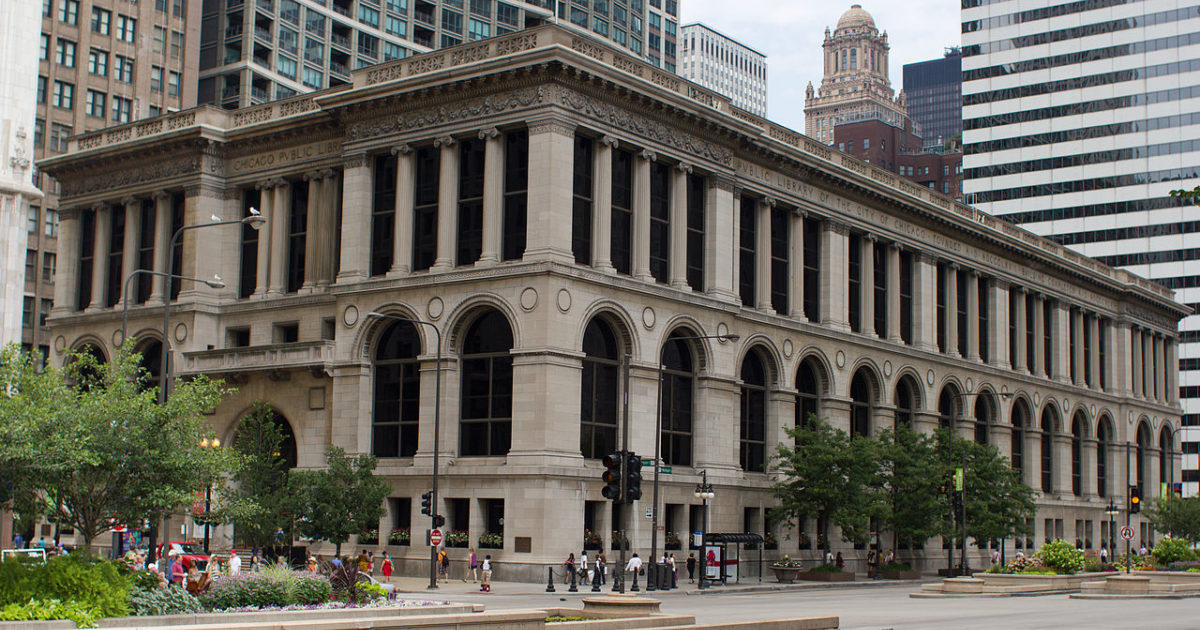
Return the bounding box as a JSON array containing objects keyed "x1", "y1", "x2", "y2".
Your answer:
[{"x1": 429, "y1": 529, "x2": 443, "y2": 546}]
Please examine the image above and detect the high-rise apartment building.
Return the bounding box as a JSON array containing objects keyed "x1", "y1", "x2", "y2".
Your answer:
[
  {"x1": 903, "y1": 48, "x2": 961, "y2": 151},
  {"x1": 678, "y1": 23, "x2": 766, "y2": 117},
  {"x1": 31, "y1": 0, "x2": 200, "y2": 359},
  {"x1": 962, "y1": 0, "x2": 1197, "y2": 493},
  {"x1": 804, "y1": 4, "x2": 907, "y2": 145},
  {"x1": 198, "y1": 0, "x2": 680, "y2": 108}
]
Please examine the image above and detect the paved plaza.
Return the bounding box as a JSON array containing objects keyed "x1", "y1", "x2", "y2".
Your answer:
[{"x1": 385, "y1": 575, "x2": 1200, "y2": 629}]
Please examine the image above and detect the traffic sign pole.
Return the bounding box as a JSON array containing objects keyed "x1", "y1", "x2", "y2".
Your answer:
[{"x1": 429, "y1": 529, "x2": 443, "y2": 547}]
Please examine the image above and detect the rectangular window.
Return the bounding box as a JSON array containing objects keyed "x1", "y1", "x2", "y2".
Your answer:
[
  {"x1": 136, "y1": 200, "x2": 154, "y2": 303},
  {"x1": 456, "y1": 138, "x2": 485, "y2": 266},
  {"x1": 872, "y1": 241, "x2": 887, "y2": 338},
  {"x1": 497, "y1": 2, "x2": 518, "y2": 26},
  {"x1": 33, "y1": 119, "x2": 44, "y2": 149},
  {"x1": 610, "y1": 149, "x2": 633, "y2": 275},
  {"x1": 899, "y1": 250, "x2": 913, "y2": 344},
  {"x1": 153, "y1": 26, "x2": 165, "y2": 53},
  {"x1": 167, "y1": 71, "x2": 180, "y2": 98},
  {"x1": 150, "y1": 66, "x2": 163, "y2": 92},
  {"x1": 172, "y1": 0, "x2": 185, "y2": 18},
  {"x1": 305, "y1": 38, "x2": 324, "y2": 64},
  {"x1": 978, "y1": 277, "x2": 990, "y2": 363},
  {"x1": 86, "y1": 90, "x2": 106, "y2": 117},
  {"x1": 738, "y1": 196, "x2": 756, "y2": 307},
  {"x1": 238, "y1": 190, "x2": 260, "y2": 298},
  {"x1": 22, "y1": 297, "x2": 33, "y2": 329},
  {"x1": 442, "y1": 8, "x2": 462, "y2": 33},
  {"x1": 58, "y1": 0, "x2": 78, "y2": 24},
  {"x1": 36, "y1": 76, "x2": 46, "y2": 104},
  {"x1": 571, "y1": 136, "x2": 593, "y2": 266},
  {"x1": 803, "y1": 217, "x2": 820, "y2": 321},
  {"x1": 55, "y1": 39, "x2": 76, "y2": 67},
  {"x1": 281, "y1": 0, "x2": 300, "y2": 23},
  {"x1": 279, "y1": 27, "x2": 298, "y2": 53},
  {"x1": 302, "y1": 66, "x2": 322, "y2": 88},
  {"x1": 43, "y1": 0, "x2": 52, "y2": 18},
  {"x1": 114, "y1": 55, "x2": 134, "y2": 83},
  {"x1": 384, "y1": 42, "x2": 405, "y2": 60},
  {"x1": 39, "y1": 299, "x2": 52, "y2": 327},
  {"x1": 286, "y1": 180, "x2": 308, "y2": 293},
  {"x1": 25, "y1": 250, "x2": 36, "y2": 281},
  {"x1": 276, "y1": 56, "x2": 296, "y2": 79},
  {"x1": 170, "y1": 31, "x2": 183, "y2": 58},
  {"x1": 91, "y1": 7, "x2": 110, "y2": 33},
  {"x1": 685, "y1": 174, "x2": 704, "y2": 292},
  {"x1": 467, "y1": 17, "x2": 489, "y2": 40},
  {"x1": 116, "y1": 15, "x2": 136, "y2": 42},
  {"x1": 385, "y1": 15, "x2": 405, "y2": 36},
  {"x1": 502, "y1": 130, "x2": 528, "y2": 262},
  {"x1": 469, "y1": 0, "x2": 489, "y2": 16},
  {"x1": 27, "y1": 207, "x2": 39, "y2": 235},
  {"x1": 44, "y1": 209, "x2": 59, "y2": 237},
  {"x1": 111, "y1": 96, "x2": 132, "y2": 123},
  {"x1": 52, "y1": 81, "x2": 74, "y2": 109},
  {"x1": 105, "y1": 206, "x2": 125, "y2": 308},
  {"x1": 648, "y1": 162, "x2": 670, "y2": 284},
  {"x1": 412, "y1": 145, "x2": 439, "y2": 272},
  {"x1": 359, "y1": 5, "x2": 379, "y2": 26},
  {"x1": 770, "y1": 206, "x2": 789, "y2": 314},
  {"x1": 847, "y1": 234, "x2": 860, "y2": 332},
  {"x1": 89, "y1": 49, "x2": 108, "y2": 76},
  {"x1": 370, "y1": 153, "x2": 396, "y2": 277},
  {"x1": 77, "y1": 209, "x2": 94, "y2": 310}
]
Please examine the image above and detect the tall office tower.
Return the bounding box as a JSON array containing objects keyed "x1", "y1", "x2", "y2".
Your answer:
[
  {"x1": 30, "y1": 0, "x2": 200, "y2": 359},
  {"x1": 678, "y1": 23, "x2": 766, "y2": 117},
  {"x1": 903, "y1": 48, "x2": 961, "y2": 151},
  {"x1": 962, "y1": 0, "x2": 1199, "y2": 494},
  {"x1": 804, "y1": 4, "x2": 908, "y2": 145},
  {"x1": 199, "y1": 0, "x2": 681, "y2": 108}
]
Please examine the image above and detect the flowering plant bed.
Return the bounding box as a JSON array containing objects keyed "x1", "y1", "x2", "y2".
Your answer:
[
  {"x1": 478, "y1": 531, "x2": 503, "y2": 549},
  {"x1": 359, "y1": 529, "x2": 379, "y2": 545},
  {"x1": 445, "y1": 530, "x2": 469, "y2": 548},
  {"x1": 583, "y1": 529, "x2": 602, "y2": 550},
  {"x1": 388, "y1": 528, "x2": 411, "y2": 546}
]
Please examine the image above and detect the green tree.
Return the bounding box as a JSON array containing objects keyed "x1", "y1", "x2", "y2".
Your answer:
[
  {"x1": 215, "y1": 402, "x2": 296, "y2": 548},
  {"x1": 875, "y1": 426, "x2": 943, "y2": 555},
  {"x1": 1169, "y1": 186, "x2": 1200, "y2": 205},
  {"x1": 1145, "y1": 495, "x2": 1200, "y2": 544},
  {"x1": 290, "y1": 446, "x2": 390, "y2": 556},
  {"x1": 933, "y1": 430, "x2": 1035, "y2": 557},
  {"x1": 1, "y1": 344, "x2": 235, "y2": 549},
  {"x1": 769, "y1": 417, "x2": 883, "y2": 549}
]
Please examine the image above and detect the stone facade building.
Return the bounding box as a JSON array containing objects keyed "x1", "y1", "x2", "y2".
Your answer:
[{"x1": 43, "y1": 24, "x2": 1186, "y2": 579}]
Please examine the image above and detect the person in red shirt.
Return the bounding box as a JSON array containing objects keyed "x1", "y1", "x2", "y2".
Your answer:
[{"x1": 381, "y1": 551, "x2": 393, "y2": 581}]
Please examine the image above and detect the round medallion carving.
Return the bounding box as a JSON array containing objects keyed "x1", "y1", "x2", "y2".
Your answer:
[
  {"x1": 966, "y1": 377, "x2": 974, "y2": 391},
  {"x1": 54, "y1": 335, "x2": 66, "y2": 352},
  {"x1": 174, "y1": 322, "x2": 188, "y2": 343},
  {"x1": 716, "y1": 322, "x2": 730, "y2": 339},
  {"x1": 343, "y1": 304, "x2": 359, "y2": 327},
  {"x1": 520, "y1": 288, "x2": 538, "y2": 312},
  {"x1": 1090, "y1": 404, "x2": 1096, "y2": 417},
  {"x1": 112, "y1": 329, "x2": 124, "y2": 347},
  {"x1": 1034, "y1": 392, "x2": 1041, "y2": 406},
  {"x1": 782, "y1": 339, "x2": 794, "y2": 359},
  {"x1": 642, "y1": 307, "x2": 656, "y2": 329},
  {"x1": 926, "y1": 370, "x2": 935, "y2": 386},
  {"x1": 883, "y1": 360, "x2": 892, "y2": 378},
  {"x1": 835, "y1": 351, "x2": 846, "y2": 369},
  {"x1": 1063, "y1": 398, "x2": 1070, "y2": 412},
  {"x1": 556, "y1": 288, "x2": 571, "y2": 313},
  {"x1": 427, "y1": 296, "x2": 445, "y2": 319}
]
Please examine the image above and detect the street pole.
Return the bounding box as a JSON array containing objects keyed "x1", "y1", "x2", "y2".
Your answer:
[
  {"x1": 366, "y1": 313, "x2": 441, "y2": 590},
  {"x1": 1125, "y1": 441, "x2": 1131, "y2": 574},
  {"x1": 694, "y1": 470, "x2": 713, "y2": 590},
  {"x1": 616, "y1": 352, "x2": 631, "y2": 593},
  {"x1": 122, "y1": 269, "x2": 224, "y2": 348}
]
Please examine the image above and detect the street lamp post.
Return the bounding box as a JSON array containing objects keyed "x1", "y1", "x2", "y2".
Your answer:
[
  {"x1": 946, "y1": 390, "x2": 1013, "y2": 575},
  {"x1": 366, "y1": 312, "x2": 441, "y2": 590},
  {"x1": 694, "y1": 470, "x2": 713, "y2": 590},
  {"x1": 121, "y1": 269, "x2": 224, "y2": 346},
  {"x1": 198, "y1": 437, "x2": 221, "y2": 554},
  {"x1": 648, "y1": 332, "x2": 738, "y2": 591},
  {"x1": 158, "y1": 210, "x2": 264, "y2": 405},
  {"x1": 1104, "y1": 498, "x2": 1119, "y2": 564}
]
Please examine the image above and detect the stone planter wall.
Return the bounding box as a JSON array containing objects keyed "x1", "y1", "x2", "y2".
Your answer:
[
  {"x1": 797, "y1": 570, "x2": 854, "y2": 582},
  {"x1": 880, "y1": 570, "x2": 920, "y2": 580}
]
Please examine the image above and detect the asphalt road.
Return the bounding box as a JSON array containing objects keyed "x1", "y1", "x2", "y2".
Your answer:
[{"x1": 395, "y1": 579, "x2": 1200, "y2": 629}]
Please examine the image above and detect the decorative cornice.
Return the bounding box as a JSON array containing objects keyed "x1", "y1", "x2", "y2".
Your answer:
[
  {"x1": 392, "y1": 143, "x2": 413, "y2": 156},
  {"x1": 638, "y1": 149, "x2": 657, "y2": 162},
  {"x1": 478, "y1": 127, "x2": 501, "y2": 140},
  {"x1": 600, "y1": 135, "x2": 619, "y2": 148},
  {"x1": 526, "y1": 117, "x2": 575, "y2": 137}
]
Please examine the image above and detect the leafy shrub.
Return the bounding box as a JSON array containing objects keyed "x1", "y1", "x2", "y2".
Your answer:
[
  {"x1": 1004, "y1": 555, "x2": 1044, "y2": 574},
  {"x1": 129, "y1": 585, "x2": 203, "y2": 617},
  {"x1": 1152, "y1": 538, "x2": 1198, "y2": 565},
  {"x1": 807, "y1": 563, "x2": 842, "y2": 573},
  {"x1": 1082, "y1": 557, "x2": 1106, "y2": 573},
  {"x1": 0, "y1": 554, "x2": 131, "y2": 619},
  {"x1": 359, "y1": 529, "x2": 379, "y2": 545},
  {"x1": 126, "y1": 569, "x2": 166, "y2": 591},
  {"x1": 1035, "y1": 540, "x2": 1084, "y2": 574},
  {"x1": 289, "y1": 570, "x2": 334, "y2": 605},
  {"x1": 0, "y1": 599, "x2": 100, "y2": 628},
  {"x1": 388, "y1": 529, "x2": 410, "y2": 545},
  {"x1": 200, "y1": 567, "x2": 332, "y2": 611},
  {"x1": 879, "y1": 562, "x2": 911, "y2": 572},
  {"x1": 1115, "y1": 553, "x2": 1153, "y2": 571},
  {"x1": 357, "y1": 582, "x2": 388, "y2": 602},
  {"x1": 1168, "y1": 560, "x2": 1200, "y2": 571}
]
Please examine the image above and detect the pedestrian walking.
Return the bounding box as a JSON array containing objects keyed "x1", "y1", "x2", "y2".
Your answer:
[
  {"x1": 687, "y1": 553, "x2": 696, "y2": 583},
  {"x1": 824, "y1": 549, "x2": 834, "y2": 565},
  {"x1": 468, "y1": 548, "x2": 479, "y2": 582},
  {"x1": 480, "y1": 555, "x2": 492, "y2": 592},
  {"x1": 866, "y1": 549, "x2": 877, "y2": 578},
  {"x1": 835, "y1": 552, "x2": 844, "y2": 570},
  {"x1": 597, "y1": 553, "x2": 607, "y2": 585},
  {"x1": 668, "y1": 553, "x2": 677, "y2": 583},
  {"x1": 169, "y1": 552, "x2": 185, "y2": 585},
  {"x1": 12, "y1": 533, "x2": 23, "y2": 549},
  {"x1": 228, "y1": 549, "x2": 242, "y2": 575},
  {"x1": 368, "y1": 551, "x2": 375, "y2": 575},
  {"x1": 991, "y1": 549, "x2": 1000, "y2": 565},
  {"x1": 382, "y1": 551, "x2": 393, "y2": 580},
  {"x1": 438, "y1": 548, "x2": 449, "y2": 581},
  {"x1": 581, "y1": 550, "x2": 591, "y2": 584},
  {"x1": 1100, "y1": 546, "x2": 1109, "y2": 564},
  {"x1": 625, "y1": 552, "x2": 643, "y2": 579},
  {"x1": 886, "y1": 549, "x2": 895, "y2": 565},
  {"x1": 564, "y1": 552, "x2": 576, "y2": 584}
]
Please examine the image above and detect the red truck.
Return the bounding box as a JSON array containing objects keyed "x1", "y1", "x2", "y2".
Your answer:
[{"x1": 157, "y1": 541, "x2": 209, "y2": 571}]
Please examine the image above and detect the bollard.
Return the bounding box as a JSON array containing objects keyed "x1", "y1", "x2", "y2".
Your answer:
[
  {"x1": 611, "y1": 571, "x2": 623, "y2": 593},
  {"x1": 568, "y1": 567, "x2": 578, "y2": 592},
  {"x1": 546, "y1": 566, "x2": 556, "y2": 593},
  {"x1": 646, "y1": 562, "x2": 657, "y2": 592},
  {"x1": 631, "y1": 567, "x2": 640, "y2": 592},
  {"x1": 592, "y1": 567, "x2": 602, "y2": 592}
]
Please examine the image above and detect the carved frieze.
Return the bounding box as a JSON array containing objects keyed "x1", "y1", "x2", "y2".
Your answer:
[
  {"x1": 346, "y1": 87, "x2": 547, "y2": 141},
  {"x1": 61, "y1": 156, "x2": 201, "y2": 198}
]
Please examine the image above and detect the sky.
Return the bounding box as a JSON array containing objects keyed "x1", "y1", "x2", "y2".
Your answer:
[{"x1": 678, "y1": 0, "x2": 962, "y2": 132}]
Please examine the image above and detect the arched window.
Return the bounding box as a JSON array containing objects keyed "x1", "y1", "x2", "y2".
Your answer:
[
  {"x1": 234, "y1": 408, "x2": 298, "y2": 469},
  {"x1": 1041, "y1": 406, "x2": 1057, "y2": 493},
  {"x1": 938, "y1": 386, "x2": 958, "y2": 431},
  {"x1": 1071, "y1": 411, "x2": 1085, "y2": 497},
  {"x1": 739, "y1": 351, "x2": 767, "y2": 472},
  {"x1": 580, "y1": 318, "x2": 620, "y2": 460},
  {"x1": 974, "y1": 396, "x2": 992, "y2": 445},
  {"x1": 68, "y1": 343, "x2": 107, "y2": 391},
  {"x1": 893, "y1": 376, "x2": 917, "y2": 430},
  {"x1": 1097, "y1": 417, "x2": 1111, "y2": 498},
  {"x1": 849, "y1": 370, "x2": 873, "y2": 439},
  {"x1": 1160, "y1": 427, "x2": 1174, "y2": 488},
  {"x1": 373, "y1": 320, "x2": 421, "y2": 458},
  {"x1": 660, "y1": 331, "x2": 696, "y2": 467},
  {"x1": 460, "y1": 310, "x2": 513, "y2": 456},
  {"x1": 1136, "y1": 422, "x2": 1150, "y2": 491},
  {"x1": 795, "y1": 359, "x2": 820, "y2": 427},
  {"x1": 135, "y1": 338, "x2": 163, "y2": 394},
  {"x1": 1011, "y1": 401, "x2": 1028, "y2": 480}
]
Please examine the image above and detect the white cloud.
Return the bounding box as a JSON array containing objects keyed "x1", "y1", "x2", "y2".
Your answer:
[{"x1": 678, "y1": 0, "x2": 961, "y2": 131}]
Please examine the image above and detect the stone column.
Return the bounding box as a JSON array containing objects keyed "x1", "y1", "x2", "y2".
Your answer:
[
  {"x1": 478, "y1": 127, "x2": 503, "y2": 266},
  {"x1": 965, "y1": 270, "x2": 980, "y2": 361},
  {"x1": 886, "y1": 243, "x2": 902, "y2": 343},
  {"x1": 1155, "y1": 334, "x2": 1166, "y2": 402},
  {"x1": 320, "y1": 169, "x2": 340, "y2": 285},
  {"x1": 524, "y1": 117, "x2": 575, "y2": 264},
  {"x1": 1166, "y1": 339, "x2": 1177, "y2": 403},
  {"x1": 253, "y1": 181, "x2": 274, "y2": 297},
  {"x1": 118, "y1": 197, "x2": 139, "y2": 308},
  {"x1": 1142, "y1": 330, "x2": 1153, "y2": 400},
  {"x1": 1088, "y1": 315, "x2": 1101, "y2": 390},
  {"x1": 669, "y1": 163, "x2": 690, "y2": 289},
  {"x1": 337, "y1": 154, "x2": 372, "y2": 283},
  {"x1": 390, "y1": 145, "x2": 414, "y2": 276},
  {"x1": 730, "y1": 189, "x2": 741, "y2": 302},
  {"x1": 301, "y1": 171, "x2": 323, "y2": 292},
  {"x1": 1082, "y1": 437, "x2": 1099, "y2": 499},
  {"x1": 1031, "y1": 294, "x2": 1045, "y2": 377},
  {"x1": 151, "y1": 192, "x2": 172, "y2": 301},
  {"x1": 945, "y1": 264, "x2": 959, "y2": 357},
  {"x1": 52, "y1": 209, "x2": 80, "y2": 315},
  {"x1": 1051, "y1": 301, "x2": 1070, "y2": 383},
  {"x1": 1013, "y1": 288, "x2": 1027, "y2": 373},
  {"x1": 989, "y1": 280, "x2": 1010, "y2": 369},
  {"x1": 819, "y1": 220, "x2": 849, "y2": 331},
  {"x1": 706, "y1": 177, "x2": 736, "y2": 301},
  {"x1": 266, "y1": 180, "x2": 290, "y2": 296},
  {"x1": 859, "y1": 236, "x2": 874, "y2": 336},
  {"x1": 632, "y1": 149, "x2": 655, "y2": 282},
  {"x1": 789, "y1": 210, "x2": 806, "y2": 320},
  {"x1": 1025, "y1": 425, "x2": 1042, "y2": 496},
  {"x1": 88, "y1": 203, "x2": 110, "y2": 311},
  {"x1": 1131, "y1": 326, "x2": 1143, "y2": 397},
  {"x1": 913, "y1": 253, "x2": 938, "y2": 352},
  {"x1": 1054, "y1": 433, "x2": 1073, "y2": 497},
  {"x1": 592, "y1": 136, "x2": 616, "y2": 272},
  {"x1": 432, "y1": 136, "x2": 458, "y2": 272},
  {"x1": 756, "y1": 197, "x2": 773, "y2": 311},
  {"x1": 1071, "y1": 307, "x2": 1085, "y2": 385}
]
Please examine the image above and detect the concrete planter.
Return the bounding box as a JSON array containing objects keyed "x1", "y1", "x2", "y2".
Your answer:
[
  {"x1": 771, "y1": 567, "x2": 803, "y2": 583},
  {"x1": 880, "y1": 570, "x2": 920, "y2": 580},
  {"x1": 797, "y1": 570, "x2": 854, "y2": 582}
]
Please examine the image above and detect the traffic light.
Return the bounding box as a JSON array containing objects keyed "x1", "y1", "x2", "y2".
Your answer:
[
  {"x1": 602, "y1": 452, "x2": 624, "y2": 501},
  {"x1": 1129, "y1": 485, "x2": 1141, "y2": 514},
  {"x1": 432, "y1": 514, "x2": 445, "y2": 528},
  {"x1": 625, "y1": 452, "x2": 643, "y2": 502},
  {"x1": 420, "y1": 491, "x2": 432, "y2": 516}
]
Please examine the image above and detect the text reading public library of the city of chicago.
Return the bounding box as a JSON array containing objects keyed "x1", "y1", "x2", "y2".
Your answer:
[{"x1": 42, "y1": 25, "x2": 1186, "y2": 582}]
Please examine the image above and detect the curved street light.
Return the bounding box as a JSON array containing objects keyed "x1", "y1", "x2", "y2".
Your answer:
[{"x1": 121, "y1": 269, "x2": 224, "y2": 346}]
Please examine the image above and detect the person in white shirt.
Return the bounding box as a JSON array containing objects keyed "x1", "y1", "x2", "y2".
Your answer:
[
  {"x1": 228, "y1": 550, "x2": 242, "y2": 575},
  {"x1": 625, "y1": 552, "x2": 643, "y2": 579},
  {"x1": 480, "y1": 555, "x2": 492, "y2": 592},
  {"x1": 581, "y1": 551, "x2": 591, "y2": 584}
]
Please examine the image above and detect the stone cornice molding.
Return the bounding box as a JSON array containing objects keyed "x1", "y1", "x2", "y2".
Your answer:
[
  {"x1": 526, "y1": 116, "x2": 575, "y2": 137},
  {"x1": 391, "y1": 143, "x2": 413, "y2": 156},
  {"x1": 434, "y1": 135, "x2": 456, "y2": 148}
]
